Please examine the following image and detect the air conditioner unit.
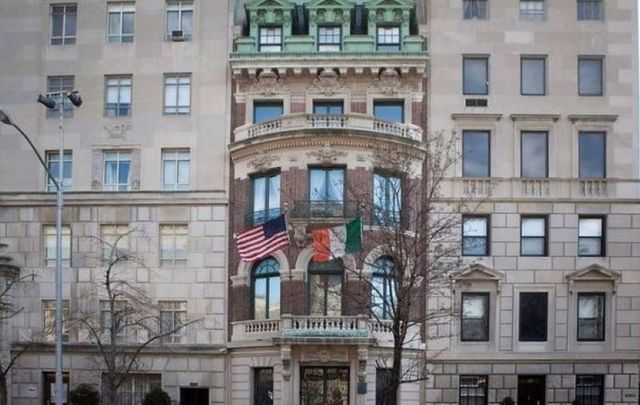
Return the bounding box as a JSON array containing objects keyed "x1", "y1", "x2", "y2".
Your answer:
[{"x1": 171, "y1": 30, "x2": 185, "y2": 41}]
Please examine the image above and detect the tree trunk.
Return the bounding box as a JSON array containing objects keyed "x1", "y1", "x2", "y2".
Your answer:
[
  {"x1": 104, "y1": 379, "x2": 119, "y2": 405},
  {"x1": 0, "y1": 374, "x2": 8, "y2": 405}
]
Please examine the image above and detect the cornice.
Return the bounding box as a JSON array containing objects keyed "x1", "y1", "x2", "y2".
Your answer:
[
  {"x1": 451, "y1": 113, "x2": 503, "y2": 121},
  {"x1": 567, "y1": 114, "x2": 618, "y2": 123},
  {"x1": 509, "y1": 113, "x2": 561, "y2": 122},
  {"x1": 0, "y1": 191, "x2": 228, "y2": 207}
]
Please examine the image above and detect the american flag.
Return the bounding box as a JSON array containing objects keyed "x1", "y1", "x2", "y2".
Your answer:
[{"x1": 236, "y1": 214, "x2": 290, "y2": 262}]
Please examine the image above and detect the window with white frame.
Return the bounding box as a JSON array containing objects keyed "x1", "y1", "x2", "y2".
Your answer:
[
  {"x1": 520, "y1": 0, "x2": 545, "y2": 20},
  {"x1": 166, "y1": 1, "x2": 193, "y2": 40},
  {"x1": 318, "y1": 26, "x2": 341, "y2": 51},
  {"x1": 578, "y1": 0, "x2": 603, "y2": 21},
  {"x1": 42, "y1": 299, "x2": 70, "y2": 342},
  {"x1": 107, "y1": 2, "x2": 135, "y2": 43},
  {"x1": 462, "y1": 215, "x2": 489, "y2": 256},
  {"x1": 578, "y1": 216, "x2": 605, "y2": 257},
  {"x1": 259, "y1": 27, "x2": 282, "y2": 52},
  {"x1": 376, "y1": 26, "x2": 400, "y2": 51},
  {"x1": 44, "y1": 225, "x2": 71, "y2": 267},
  {"x1": 577, "y1": 292, "x2": 605, "y2": 341},
  {"x1": 160, "y1": 224, "x2": 187, "y2": 266},
  {"x1": 163, "y1": 74, "x2": 191, "y2": 115},
  {"x1": 159, "y1": 301, "x2": 187, "y2": 343},
  {"x1": 162, "y1": 149, "x2": 190, "y2": 190},
  {"x1": 461, "y1": 292, "x2": 490, "y2": 341},
  {"x1": 45, "y1": 151, "x2": 72, "y2": 192},
  {"x1": 50, "y1": 4, "x2": 77, "y2": 45},
  {"x1": 105, "y1": 75, "x2": 132, "y2": 117},
  {"x1": 46, "y1": 76, "x2": 75, "y2": 118},
  {"x1": 520, "y1": 216, "x2": 547, "y2": 256},
  {"x1": 101, "y1": 224, "x2": 129, "y2": 261},
  {"x1": 103, "y1": 151, "x2": 131, "y2": 191}
]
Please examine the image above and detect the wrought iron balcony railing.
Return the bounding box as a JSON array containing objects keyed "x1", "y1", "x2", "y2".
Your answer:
[
  {"x1": 290, "y1": 200, "x2": 360, "y2": 220},
  {"x1": 244, "y1": 208, "x2": 283, "y2": 228}
]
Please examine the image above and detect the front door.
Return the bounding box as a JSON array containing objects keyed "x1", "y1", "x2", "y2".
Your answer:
[
  {"x1": 180, "y1": 387, "x2": 209, "y2": 405},
  {"x1": 518, "y1": 375, "x2": 546, "y2": 405},
  {"x1": 300, "y1": 367, "x2": 349, "y2": 405}
]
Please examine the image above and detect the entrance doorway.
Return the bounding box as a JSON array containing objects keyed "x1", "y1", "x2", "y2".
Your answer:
[
  {"x1": 518, "y1": 375, "x2": 546, "y2": 405},
  {"x1": 42, "y1": 372, "x2": 69, "y2": 405},
  {"x1": 300, "y1": 367, "x2": 349, "y2": 405},
  {"x1": 180, "y1": 387, "x2": 209, "y2": 405}
]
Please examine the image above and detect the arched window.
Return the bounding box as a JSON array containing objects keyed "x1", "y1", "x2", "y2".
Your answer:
[
  {"x1": 372, "y1": 257, "x2": 396, "y2": 320},
  {"x1": 252, "y1": 257, "x2": 280, "y2": 320},
  {"x1": 308, "y1": 259, "x2": 343, "y2": 316}
]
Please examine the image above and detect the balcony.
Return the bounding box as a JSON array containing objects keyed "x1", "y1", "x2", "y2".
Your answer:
[
  {"x1": 290, "y1": 200, "x2": 360, "y2": 221},
  {"x1": 244, "y1": 208, "x2": 283, "y2": 228}
]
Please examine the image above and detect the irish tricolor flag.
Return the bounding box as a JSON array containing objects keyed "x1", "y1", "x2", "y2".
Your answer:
[{"x1": 312, "y1": 217, "x2": 363, "y2": 262}]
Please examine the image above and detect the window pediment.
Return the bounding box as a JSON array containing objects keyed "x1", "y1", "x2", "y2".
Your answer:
[
  {"x1": 566, "y1": 263, "x2": 620, "y2": 293},
  {"x1": 246, "y1": 0, "x2": 294, "y2": 11},
  {"x1": 306, "y1": 0, "x2": 354, "y2": 10},
  {"x1": 367, "y1": 0, "x2": 416, "y2": 11},
  {"x1": 453, "y1": 264, "x2": 504, "y2": 292}
]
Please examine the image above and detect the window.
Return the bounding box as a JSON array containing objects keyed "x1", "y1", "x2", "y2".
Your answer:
[
  {"x1": 463, "y1": 57, "x2": 489, "y2": 95},
  {"x1": 373, "y1": 173, "x2": 401, "y2": 226},
  {"x1": 101, "y1": 224, "x2": 129, "y2": 261},
  {"x1": 521, "y1": 131, "x2": 548, "y2": 178},
  {"x1": 308, "y1": 260, "x2": 343, "y2": 316},
  {"x1": 578, "y1": 0, "x2": 603, "y2": 21},
  {"x1": 318, "y1": 26, "x2": 341, "y2": 51},
  {"x1": 577, "y1": 292, "x2": 605, "y2": 341},
  {"x1": 166, "y1": 1, "x2": 193, "y2": 40},
  {"x1": 159, "y1": 300, "x2": 187, "y2": 343},
  {"x1": 579, "y1": 217, "x2": 605, "y2": 256},
  {"x1": 254, "y1": 368, "x2": 274, "y2": 405},
  {"x1": 253, "y1": 101, "x2": 283, "y2": 124},
  {"x1": 251, "y1": 172, "x2": 281, "y2": 226},
  {"x1": 376, "y1": 368, "x2": 393, "y2": 405},
  {"x1": 576, "y1": 375, "x2": 604, "y2": 405},
  {"x1": 45, "y1": 151, "x2": 72, "y2": 192},
  {"x1": 463, "y1": 0, "x2": 488, "y2": 19},
  {"x1": 252, "y1": 258, "x2": 280, "y2": 320},
  {"x1": 105, "y1": 75, "x2": 132, "y2": 117},
  {"x1": 44, "y1": 225, "x2": 71, "y2": 267},
  {"x1": 579, "y1": 131, "x2": 606, "y2": 178},
  {"x1": 46, "y1": 76, "x2": 75, "y2": 118},
  {"x1": 520, "y1": 217, "x2": 546, "y2": 256},
  {"x1": 462, "y1": 216, "x2": 489, "y2": 256},
  {"x1": 103, "y1": 151, "x2": 131, "y2": 191},
  {"x1": 520, "y1": 0, "x2": 545, "y2": 20},
  {"x1": 160, "y1": 224, "x2": 187, "y2": 266},
  {"x1": 162, "y1": 149, "x2": 190, "y2": 191},
  {"x1": 163, "y1": 74, "x2": 191, "y2": 115},
  {"x1": 42, "y1": 300, "x2": 70, "y2": 342},
  {"x1": 461, "y1": 293, "x2": 489, "y2": 341},
  {"x1": 463, "y1": 130, "x2": 490, "y2": 177},
  {"x1": 100, "y1": 299, "x2": 128, "y2": 337},
  {"x1": 309, "y1": 168, "x2": 344, "y2": 217},
  {"x1": 371, "y1": 257, "x2": 396, "y2": 320},
  {"x1": 459, "y1": 376, "x2": 488, "y2": 405},
  {"x1": 104, "y1": 373, "x2": 161, "y2": 405},
  {"x1": 259, "y1": 27, "x2": 282, "y2": 52},
  {"x1": 519, "y1": 292, "x2": 548, "y2": 341},
  {"x1": 313, "y1": 101, "x2": 343, "y2": 115},
  {"x1": 521, "y1": 57, "x2": 546, "y2": 95},
  {"x1": 373, "y1": 101, "x2": 404, "y2": 123},
  {"x1": 50, "y1": 4, "x2": 77, "y2": 45},
  {"x1": 578, "y1": 57, "x2": 604, "y2": 96},
  {"x1": 107, "y1": 2, "x2": 135, "y2": 43},
  {"x1": 376, "y1": 26, "x2": 400, "y2": 51}
]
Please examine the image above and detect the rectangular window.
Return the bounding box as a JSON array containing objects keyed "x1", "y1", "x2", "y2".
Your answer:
[
  {"x1": 578, "y1": 57, "x2": 604, "y2": 96},
  {"x1": 459, "y1": 376, "x2": 488, "y2": 405},
  {"x1": 463, "y1": 57, "x2": 489, "y2": 95},
  {"x1": 46, "y1": 76, "x2": 75, "y2": 118},
  {"x1": 519, "y1": 292, "x2": 548, "y2": 341},
  {"x1": 166, "y1": 1, "x2": 193, "y2": 41},
  {"x1": 373, "y1": 173, "x2": 401, "y2": 226},
  {"x1": 45, "y1": 151, "x2": 72, "y2": 192},
  {"x1": 577, "y1": 293, "x2": 605, "y2": 341},
  {"x1": 579, "y1": 131, "x2": 606, "y2": 178},
  {"x1": 373, "y1": 101, "x2": 404, "y2": 123},
  {"x1": 461, "y1": 293, "x2": 489, "y2": 341},
  {"x1": 101, "y1": 224, "x2": 129, "y2": 261},
  {"x1": 376, "y1": 368, "x2": 393, "y2": 405},
  {"x1": 103, "y1": 151, "x2": 131, "y2": 191},
  {"x1": 520, "y1": 216, "x2": 547, "y2": 256},
  {"x1": 318, "y1": 26, "x2": 341, "y2": 51},
  {"x1": 579, "y1": 217, "x2": 605, "y2": 257},
  {"x1": 254, "y1": 368, "x2": 274, "y2": 405},
  {"x1": 520, "y1": 0, "x2": 545, "y2": 20},
  {"x1": 259, "y1": 26, "x2": 282, "y2": 52},
  {"x1": 163, "y1": 74, "x2": 191, "y2": 115},
  {"x1": 309, "y1": 168, "x2": 344, "y2": 217},
  {"x1": 313, "y1": 101, "x2": 343, "y2": 115},
  {"x1": 42, "y1": 299, "x2": 70, "y2": 342},
  {"x1": 253, "y1": 101, "x2": 283, "y2": 124},
  {"x1": 578, "y1": 0, "x2": 603, "y2": 21},
  {"x1": 463, "y1": 130, "x2": 490, "y2": 177},
  {"x1": 160, "y1": 224, "x2": 187, "y2": 266},
  {"x1": 105, "y1": 75, "x2": 132, "y2": 117},
  {"x1": 521, "y1": 131, "x2": 548, "y2": 178},
  {"x1": 103, "y1": 373, "x2": 161, "y2": 405},
  {"x1": 576, "y1": 375, "x2": 604, "y2": 405},
  {"x1": 44, "y1": 225, "x2": 71, "y2": 267},
  {"x1": 462, "y1": 216, "x2": 489, "y2": 256},
  {"x1": 162, "y1": 149, "x2": 190, "y2": 191},
  {"x1": 521, "y1": 57, "x2": 546, "y2": 95},
  {"x1": 463, "y1": 0, "x2": 488, "y2": 19},
  {"x1": 107, "y1": 2, "x2": 135, "y2": 43},
  {"x1": 50, "y1": 4, "x2": 77, "y2": 45},
  {"x1": 251, "y1": 172, "x2": 281, "y2": 226},
  {"x1": 100, "y1": 299, "x2": 128, "y2": 337},
  {"x1": 159, "y1": 300, "x2": 187, "y2": 343},
  {"x1": 376, "y1": 26, "x2": 400, "y2": 51}
]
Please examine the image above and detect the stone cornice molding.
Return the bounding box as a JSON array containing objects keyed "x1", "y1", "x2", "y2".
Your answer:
[
  {"x1": 567, "y1": 114, "x2": 618, "y2": 124},
  {"x1": 566, "y1": 263, "x2": 621, "y2": 294},
  {"x1": 509, "y1": 114, "x2": 561, "y2": 122},
  {"x1": 451, "y1": 113, "x2": 503, "y2": 121},
  {"x1": 452, "y1": 264, "x2": 504, "y2": 293}
]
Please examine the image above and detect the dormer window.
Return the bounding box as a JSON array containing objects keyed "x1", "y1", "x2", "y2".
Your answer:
[
  {"x1": 318, "y1": 26, "x2": 341, "y2": 51},
  {"x1": 376, "y1": 26, "x2": 400, "y2": 51},
  {"x1": 259, "y1": 26, "x2": 282, "y2": 52}
]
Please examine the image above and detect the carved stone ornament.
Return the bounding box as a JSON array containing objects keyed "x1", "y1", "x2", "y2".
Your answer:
[
  {"x1": 306, "y1": 147, "x2": 347, "y2": 164},
  {"x1": 103, "y1": 123, "x2": 131, "y2": 141},
  {"x1": 248, "y1": 70, "x2": 288, "y2": 96},
  {"x1": 293, "y1": 225, "x2": 307, "y2": 248},
  {"x1": 370, "y1": 68, "x2": 412, "y2": 96},
  {"x1": 248, "y1": 153, "x2": 280, "y2": 171},
  {"x1": 309, "y1": 69, "x2": 345, "y2": 96}
]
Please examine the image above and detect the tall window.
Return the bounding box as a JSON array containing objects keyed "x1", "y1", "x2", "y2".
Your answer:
[
  {"x1": 254, "y1": 368, "x2": 274, "y2": 405},
  {"x1": 578, "y1": 56, "x2": 604, "y2": 96},
  {"x1": 45, "y1": 151, "x2": 72, "y2": 192},
  {"x1": 373, "y1": 101, "x2": 404, "y2": 123},
  {"x1": 521, "y1": 131, "x2": 548, "y2": 178},
  {"x1": 578, "y1": 0, "x2": 603, "y2": 21},
  {"x1": 252, "y1": 258, "x2": 281, "y2": 320},
  {"x1": 107, "y1": 2, "x2": 135, "y2": 43},
  {"x1": 308, "y1": 260, "x2": 343, "y2": 316},
  {"x1": 43, "y1": 300, "x2": 70, "y2": 342},
  {"x1": 376, "y1": 26, "x2": 400, "y2": 51},
  {"x1": 519, "y1": 292, "x2": 548, "y2": 341},
  {"x1": 579, "y1": 131, "x2": 606, "y2": 178},
  {"x1": 578, "y1": 217, "x2": 605, "y2": 256},
  {"x1": 105, "y1": 75, "x2": 132, "y2": 117},
  {"x1": 371, "y1": 257, "x2": 396, "y2": 320},
  {"x1": 46, "y1": 76, "x2": 75, "y2": 118},
  {"x1": 463, "y1": 130, "x2": 490, "y2": 177},
  {"x1": 44, "y1": 225, "x2": 71, "y2": 267},
  {"x1": 159, "y1": 301, "x2": 187, "y2": 343},
  {"x1": 520, "y1": 217, "x2": 547, "y2": 256},
  {"x1": 520, "y1": 0, "x2": 545, "y2": 20},
  {"x1": 259, "y1": 27, "x2": 282, "y2": 52},
  {"x1": 577, "y1": 293, "x2": 605, "y2": 341},
  {"x1": 101, "y1": 224, "x2": 129, "y2": 261},
  {"x1": 318, "y1": 26, "x2": 341, "y2": 51},
  {"x1": 459, "y1": 376, "x2": 488, "y2": 405},
  {"x1": 373, "y1": 173, "x2": 401, "y2": 226},
  {"x1": 162, "y1": 149, "x2": 190, "y2": 191},
  {"x1": 463, "y1": 57, "x2": 489, "y2": 95},
  {"x1": 462, "y1": 216, "x2": 489, "y2": 256},
  {"x1": 251, "y1": 172, "x2": 281, "y2": 226},
  {"x1": 309, "y1": 168, "x2": 344, "y2": 217},
  {"x1": 575, "y1": 375, "x2": 604, "y2": 405},
  {"x1": 50, "y1": 4, "x2": 77, "y2": 45},
  {"x1": 521, "y1": 57, "x2": 546, "y2": 95},
  {"x1": 166, "y1": 1, "x2": 193, "y2": 40},
  {"x1": 164, "y1": 74, "x2": 191, "y2": 115},
  {"x1": 463, "y1": 0, "x2": 488, "y2": 19},
  {"x1": 253, "y1": 101, "x2": 283, "y2": 124},
  {"x1": 160, "y1": 224, "x2": 188, "y2": 266},
  {"x1": 103, "y1": 151, "x2": 131, "y2": 191},
  {"x1": 461, "y1": 293, "x2": 489, "y2": 341}
]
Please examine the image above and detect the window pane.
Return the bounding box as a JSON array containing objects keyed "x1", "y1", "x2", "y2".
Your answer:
[
  {"x1": 65, "y1": 10, "x2": 77, "y2": 38},
  {"x1": 108, "y1": 13, "x2": 120, "y2": 36},
  {"x1": 463, "y1": 0, "x2": 488, "y2": 19},
  {"x1": 463, "y1": 58, "x2": 488, "y2": 95},
  {"x1": 268, "y1": 276, "x2": 280, "y2": 319},
  {"x1": 182, "y1": 10, "x2": 193, "y2": 34},
  {"x1": 521, "y1": 218, "x2": 545, "y2": 236},
  {"x1": 463, "y1": 217, "x2": 487, "y2": 236},
  {"x1": 462, "y1": 294, "x2": 489, "y2": 341},
  {"x1": 579, "y1": 58, "x2": 603, "y2": 95},
  {"x1": 327, "y1": 169, "x2": 344, "y2": 202},
  {"x1": 521, "y1": 131, "x2": 548, "y2": 178},
  {"x1": 254, "y1": 102, "x2": 283, "y2": 123},
  {"x1": 167, "y1": 10, "x2": 179, "y2": 32},
  {"x1": 463, "y1": 131, "x2": 490, "y2": 177},
  {"x1": 519, "y1": 292, "x2": 548, "y2": 341},
  {"x1": 373, "y1": 102, "x2": 404, "y2": 123},
  {"x1": 578, "y1": 0, "x2": 603, "y2": 21},
  {"x1": 578, "y1": 293, "x2": 605, "y2": 341},
  {"x1": 521, "y1": 58, "x2": 545, "y2": 95},
  {"x1": 309, "y1": 170, "x2": 327, "y2": 201},
  {"x1": 579, "y1": 132, "x2": 605, "y2": 178},
  {"x1": 52, "y1": 11, "x2": 64, "y2": 37},
  {"x1": 579, "y1": 218, "x2": 603, "y2": 237},
  {"x1": 254, "y1": 278, "x2": 267, "y2": 320}
]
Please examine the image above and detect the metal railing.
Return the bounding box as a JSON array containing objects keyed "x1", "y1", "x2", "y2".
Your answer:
[
  {"x1": 290, "y1": 200, "x2": 360, "y2": 219},
  {"x1": 244, "y1": 208, "x2": 283, "y2": 227}
]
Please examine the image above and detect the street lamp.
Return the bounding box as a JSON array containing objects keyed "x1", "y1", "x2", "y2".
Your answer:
[{"x1": 0, "y1": 90, "x2": 81, "y2": 405}]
